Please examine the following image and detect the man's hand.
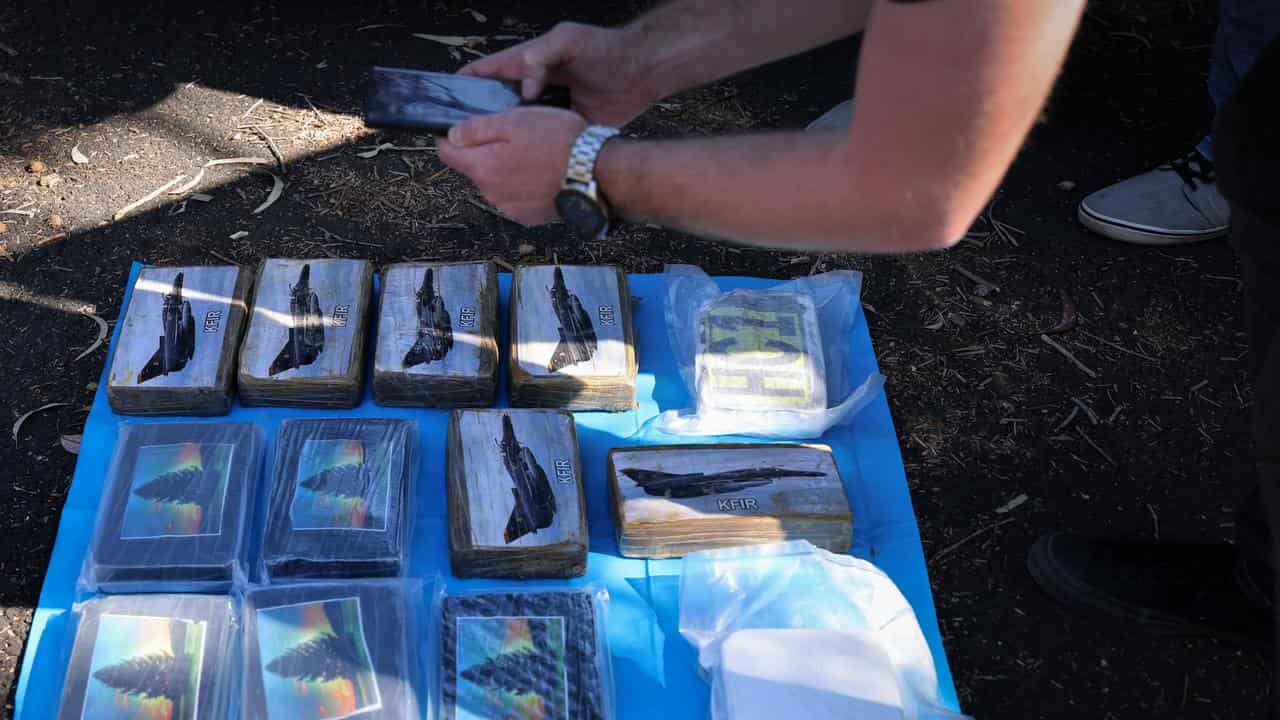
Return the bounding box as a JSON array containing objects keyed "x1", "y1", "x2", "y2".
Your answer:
[
  {"x1": 459, "y1": 22, "x2": 654, "y2": 127},
  {"x1": 437, "y1": 107, "x2": 587, "y2": 225},
  {"x1": 460, "y1": 22, "x2": 655, "y2": 126}
]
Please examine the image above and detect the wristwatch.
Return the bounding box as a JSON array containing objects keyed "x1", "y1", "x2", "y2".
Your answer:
[{"x1": 556, "y1": 125, "x2": 620, "y2": 239}]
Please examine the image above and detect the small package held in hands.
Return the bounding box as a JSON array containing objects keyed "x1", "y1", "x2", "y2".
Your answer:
[
  {"x1": 657, "y1": 265, "x2": 884, "y2": 439},
  {"x1": 440, "y1": 589, "x2": 614, "y2": 720},
  {"x1": 679, "y1": 541, "x2": 970, "y2": 720},
  {"x1": 261, "y1": 418, "x2": 415, "y2": 580},
  {"x1": 242, "y1": 580, "x2": 427, "y2": 720},
  {"x1": 56, "y1": 594, "x2": 237, "y2": 720},
  {"x1": 82, "y1": 421, "x2": 261, "y2": 593}
]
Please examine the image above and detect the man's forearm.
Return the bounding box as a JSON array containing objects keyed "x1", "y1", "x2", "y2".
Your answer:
[
  {"x1": 599, "y1": 0, "x2": 1085, "y2": 254},
  {"x1": 623, "y1": 0, "x2": 872, "y2": 101},
  {"x1": 598, "y1": 132, "x2": 945, "y2": 253}
]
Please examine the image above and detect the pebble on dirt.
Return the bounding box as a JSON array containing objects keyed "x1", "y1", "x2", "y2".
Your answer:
[
  {"x1": 26, "y1": 160, "x2": 46, "y2": 173},
  {"x1": 47, "y1": 214, "x2": 64, "y2": 229},
  {"x1": 0, "y1": 222, "x2": 7, "y2": 235},
  {"x1": 38, "y1": 174, "x2": 61, "y2": 188}
]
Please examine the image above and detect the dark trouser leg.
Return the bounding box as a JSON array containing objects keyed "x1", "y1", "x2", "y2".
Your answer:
[{"x1": 1212, "y1": 33, "x2": 1280, "y2": 714}]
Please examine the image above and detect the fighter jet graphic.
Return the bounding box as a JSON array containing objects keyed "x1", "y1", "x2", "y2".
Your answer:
[
  {"x1": 403, "y1": 268, "x2": 453, "y2": 368},
  {"x1": 618, "y1": 466, "x2": 826, "y2": 499},
  {"x1": 269, "y1": 264, "x2": 325, "y2": 376},
  {"x1": 546, "y1": 266, "x2": 598, "y2": 372},
  {"x1": 497, "y1": 414, "x2": 556, "y2": 544},
  {"x1": 138, "y1": 272, "x2": 196, "y2": 383}
]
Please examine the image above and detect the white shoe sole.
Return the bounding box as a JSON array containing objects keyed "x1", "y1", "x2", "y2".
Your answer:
[{"x1": 1078, "y1": 204, "x2": 1228, "y2": 245}]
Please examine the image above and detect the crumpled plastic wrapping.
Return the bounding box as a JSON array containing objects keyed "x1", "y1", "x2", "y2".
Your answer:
[
  {"x1": 679, "y1": 541, "x2": 971, "y2": 720},
  {"x1": 657, "y1": 265, "x2": 884, "y2": 438}
]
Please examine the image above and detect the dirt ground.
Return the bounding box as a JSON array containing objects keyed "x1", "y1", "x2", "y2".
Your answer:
[{"x1": 0, "y1": 0, "x2": 1268, "y2": 717}]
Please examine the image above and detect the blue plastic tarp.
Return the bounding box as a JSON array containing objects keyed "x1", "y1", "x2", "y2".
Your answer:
[{"x1": 14, "y1": 262, "x2": 961, "y2": 718}]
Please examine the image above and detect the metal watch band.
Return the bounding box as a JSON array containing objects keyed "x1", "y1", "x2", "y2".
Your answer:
[{"x1": 564, "y1": 125, "x2": 620, "y2": 187}]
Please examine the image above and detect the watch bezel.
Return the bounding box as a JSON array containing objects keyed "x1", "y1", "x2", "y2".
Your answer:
[{"x1": 555, "y1": 187, "x2": 609, "y2": 238}]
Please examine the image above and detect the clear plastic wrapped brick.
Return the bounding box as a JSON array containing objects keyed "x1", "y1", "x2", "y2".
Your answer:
[
  {"x1": 261, "y1": 418, "x2": 416, "y2": 580},
  {"x1": 440, "y1": 587, "x2": 615, "y2": 720},
  {"x1": 657, "y1": 265, "x2": 884, "y2": 439},
  {"x1": 81, "y1": 421, "x2": 261, "y2": 593},
  {"x1": 56, "y1": 594, "x2": 238, "y2": 720},
  {"x1": 242, "y1": 579, "x2": 430, "y2": 720}
]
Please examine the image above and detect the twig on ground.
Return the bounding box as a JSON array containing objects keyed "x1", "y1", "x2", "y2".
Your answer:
[
  {"x1": 464, "y1": 198, "x2": 521, "y2": 225},
  {"x1": 1040, "y1": 333, "x2": 1099, "y2": 378},
  {"x1": 73, "y1": 313, "x2": 109, "y2": 361},
  {"x1": 1077, "y1": 329, "x2": 1158, "y2": 362},
  {"x1": 1054, "y1": 405, "x2": 1080, "y2": 432},
  {"x1": 12, "y1": 402, "x2": 71, "y2": 443},
  {"x1": 298, "y1": 93, "x2": 328, "y2": 126},
  {"x1": 953, "y1": 265, "x2": 1001, "y2": 292},
  {"x1": 1, "y1": 201, "x2": 37, "y2": 217},
  {"x1": 240, "y1": 98, "x2": 264, "y2": 122},
  {"x1": 114, "y1": 175, "x2": 188, "y2": 220},
  {"x1": 249, "y1": 125, "x2": 286, "y2": 174},
  {"x1": 356, "y1": 143, "x2": 437, "y2": 158},
  {"x1": 1148, "y1": 503, "x2": 1161, "y2": 539},
  {"x1": 1071, "y1": 397, "x2": 1099, "y2": 425},
  {"x1": 1077, "y1": 426, "x2": 1116, "y2": 466},
  {"x1": 929, "y1": 518, "x2": 1016, "y2": 567},
  {"x1": 317, "y1": 226, "x2": 382, "y2": 248},
  {"x1": 252, "y1": 172, "x2": 285, "y2": 214},
  {"x1": 994, "y1": 494, "x2": 1028, "y2": 515},
  {"x1": 205, "y1": 248, "x2": 241, "y2": 265},
  {"x1": 490, "y1": 256, "x2": 515, "y2": 272}
]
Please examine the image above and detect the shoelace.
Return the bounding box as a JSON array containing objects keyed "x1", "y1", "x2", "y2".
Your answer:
[{"x1": 1162, "y1": 150, "x2": 1216, "y2": 190}]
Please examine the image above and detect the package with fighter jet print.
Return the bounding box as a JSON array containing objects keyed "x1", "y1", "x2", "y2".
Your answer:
[
  {"x1": 440, "y1": 588, "x2": 615, "y2": 720},
  {"x1": 509, "y1": 264, "x2": 637, "y2": 412},
  {"x1": 261, "y1": 418, "x2": 416, "y2": 581},
  {"x1": 607, "y1": 443, "x2": 852, "y2": 558},
  {"x1": 81, "y1": 422, "x2": 262, "y2": 593},
  {"x1": 446, "y1": 409, "x2": 588, "y2": 579},
  {"x1": 238, "y1": 258, "x2": 373, "y2": 408},
  {"x1": 107, "y1": 265, "x2": 253, "y2": 416},
  {"x1": 55, "y1": 594, "x2": 238, "y2": 720},
  {"x1": 242, "y1": 579, "x2": 431, "y2": 720},
  {"x1": 373, "y1": 261, "x2": 499, "y2": 408},
  {"x1": 656, "y1": 264, "x2": 886, "y2": 439}
]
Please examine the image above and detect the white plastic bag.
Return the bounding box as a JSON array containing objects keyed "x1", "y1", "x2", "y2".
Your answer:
[
  {"x1": 679, "y1": 541, "x2": 970, "y2": 720},
  {"x1": 657, "y1": 265, "x2": 884, "y2": 438}
]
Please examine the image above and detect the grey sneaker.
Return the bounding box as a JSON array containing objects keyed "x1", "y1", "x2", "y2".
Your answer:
[
  {"x1": 1078, "y1": 150, "x2": 1230, "y2": 245},
  {"x1": 807, "y1": 99, "x2": 854, "y2": 131}
]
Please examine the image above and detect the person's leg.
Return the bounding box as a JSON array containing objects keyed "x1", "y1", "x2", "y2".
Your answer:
[
  {"x1": 1079, "y1": 0, "x2": 1280, "y2": 246},
  {"x1": 1212, "y1": 31, "x2": 1280, "y2": 700},
  {"x1": 1029, "y1": 37, "x2": 1280, "y2": 651}
]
